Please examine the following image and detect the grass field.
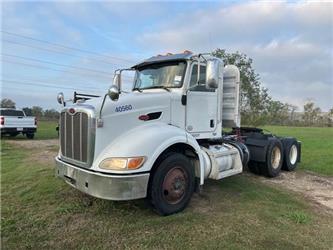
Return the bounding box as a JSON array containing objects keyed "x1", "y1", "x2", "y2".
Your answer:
[
  {"x1": 1, "y1": 141, "x2": 332, "y2": 249},
  {"x1": 1, "y1": 122, "x2": 333, "y2": 249}
]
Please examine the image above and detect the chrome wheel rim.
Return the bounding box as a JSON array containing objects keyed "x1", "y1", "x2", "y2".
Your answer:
[
  {"x1": 289, "y1": 145, "x2": 298, "y2": 165},
  {"x1": 271, "y1": 146, "x2": 281, "y2": 169}
]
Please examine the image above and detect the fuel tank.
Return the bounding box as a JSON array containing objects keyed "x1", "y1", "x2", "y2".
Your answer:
[{"x1": 201, "y1": 143, "x2": 243, "y2": 180}]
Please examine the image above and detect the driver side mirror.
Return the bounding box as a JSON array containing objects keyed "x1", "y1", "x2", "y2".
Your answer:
[
  {"x1": 113, "y1": 73, "x2": 121, "y2": 88},
  {"x1": 205, "y1": 59, "x2": 220, "y2": 89},
  {"x1": 57, "y1": 92, "x2": 65, "y2": 106}
]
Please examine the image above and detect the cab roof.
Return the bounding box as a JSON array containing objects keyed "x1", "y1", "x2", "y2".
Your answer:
[{"x1": 131, "y1": 53, "x2": 193, "y2": 69}]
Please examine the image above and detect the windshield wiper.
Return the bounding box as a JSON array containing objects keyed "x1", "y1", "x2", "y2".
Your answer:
[{"x1": 132, "y1": 87, "x2": 142, "y2": 92}]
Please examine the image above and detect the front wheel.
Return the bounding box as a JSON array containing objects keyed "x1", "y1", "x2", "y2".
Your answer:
[{"x1": 148, "y1": 153, "x2": 195, "y2": 216}]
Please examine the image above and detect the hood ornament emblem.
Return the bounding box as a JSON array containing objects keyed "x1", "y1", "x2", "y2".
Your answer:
[{"x1": 68, "y1": 108, "x2": 76, "y2": 115}]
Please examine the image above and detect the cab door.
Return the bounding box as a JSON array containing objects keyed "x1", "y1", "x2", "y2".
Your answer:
[{"x1": 185, "y1": 64, "x2": 218, "y2": 136}]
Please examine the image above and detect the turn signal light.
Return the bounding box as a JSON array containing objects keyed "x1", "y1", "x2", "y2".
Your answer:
[
  {"x1": 128, "y1": 157, "x2": 145, "y2": 169},
  {"x1": 0, "y1": 116, "x2": 4, "y2": 125}
]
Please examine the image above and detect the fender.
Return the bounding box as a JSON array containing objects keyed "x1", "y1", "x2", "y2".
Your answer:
[
  {"x1": 186, "y1": 132, "x2": 206, "y2": 185},
  {"x1": 92, "y1": 122, "x2": 205, "y2": 184}
]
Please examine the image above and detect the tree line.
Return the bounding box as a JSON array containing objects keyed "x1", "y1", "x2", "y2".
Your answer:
[
  {"x1": 0, "y1": 98, "x2": 59, "y2": 121},
  {"x1": 1, "y1": 48, "x2": 332, "y2": 126}
]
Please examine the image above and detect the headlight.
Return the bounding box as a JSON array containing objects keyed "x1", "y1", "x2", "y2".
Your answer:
[{"x1": 99, "y1": 157, "x2": 146, "y2": 170}]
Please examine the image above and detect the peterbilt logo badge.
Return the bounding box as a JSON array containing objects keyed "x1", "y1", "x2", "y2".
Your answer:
[{"x1": 68, "y1": 108, "x2": 76, "y2": 115}]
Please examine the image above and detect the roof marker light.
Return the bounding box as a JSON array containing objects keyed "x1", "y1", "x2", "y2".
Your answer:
[{"x1": 183, "y1": 50, "x2": 193, "y2": 54}]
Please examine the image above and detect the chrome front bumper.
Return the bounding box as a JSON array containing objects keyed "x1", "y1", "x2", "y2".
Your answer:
[{"x1": 55, "y1": 157, "x2": 150, "y2": 200}]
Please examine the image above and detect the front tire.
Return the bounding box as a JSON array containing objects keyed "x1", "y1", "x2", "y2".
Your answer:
[{"x1": 148, "y1": 153, "x2": 195, "y2": 216}]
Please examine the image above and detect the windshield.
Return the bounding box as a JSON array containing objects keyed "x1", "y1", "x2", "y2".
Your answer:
[{"x1": 133, "y1": 61, "x2": 186, "y2": 90}]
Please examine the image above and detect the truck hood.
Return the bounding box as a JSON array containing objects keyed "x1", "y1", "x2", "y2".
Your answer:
[
  {"x1": 92, "y1": 90, "x2": 172, "y2": 158},
  {"x1": 100, "y1": 90, "x2": 171, "y2": 117}
]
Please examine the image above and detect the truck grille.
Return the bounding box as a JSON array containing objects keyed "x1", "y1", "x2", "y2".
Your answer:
[{"x1": 59, "y1": 109, "x2": 94, "y2": 167}]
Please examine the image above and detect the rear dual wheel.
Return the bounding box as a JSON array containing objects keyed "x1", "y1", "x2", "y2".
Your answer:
[
  {"x1": 282, "y1": 138, "x2": 299, "y2": 171},
  {"x1": 250, "y1": 139, "x2": 284, "y2": 178},
  {"x1": 148, "y1": 153, "x2": 195, "y2": 216},
  {"x1": 263, "y1": 139, "x2": 283, "y2": 177}
]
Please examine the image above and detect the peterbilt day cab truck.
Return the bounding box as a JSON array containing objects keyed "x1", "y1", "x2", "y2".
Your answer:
[{"x1": 55, "y1": 52, "x2": 301, "y2": 215}]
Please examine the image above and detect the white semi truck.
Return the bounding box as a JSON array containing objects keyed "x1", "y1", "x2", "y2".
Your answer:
[{"x1": 55, "y1": 52, "x2": 301, "y2": 215}]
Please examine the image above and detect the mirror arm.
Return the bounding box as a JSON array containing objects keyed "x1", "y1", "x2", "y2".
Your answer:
[
  {"x1": 195, "y1": 54, "x2": 209, "y2": 86},
  {"x1": 197, "y1": 58, "x2": 200, "y2": 85},
  {"x1": 99, "y1": 94, "x2": 108, "y2": 120},
  {"x1": 97, "y1": 94, "x2": 108, "y2": 127}
]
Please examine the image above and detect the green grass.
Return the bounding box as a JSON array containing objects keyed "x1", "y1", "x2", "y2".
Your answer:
[
  {"x1": 263, "y1": 126, "x2": 333, "y2": 176},
  {"x1": 35, "y1": 120, "x2": 58, "y2": 139},
  {"x1": 1, "y1": 141, "x2": 333, "y2": 249}
]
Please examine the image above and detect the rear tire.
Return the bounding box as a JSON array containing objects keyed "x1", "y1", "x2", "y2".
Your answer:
[
  {"x1": 148, "y1": 153, "x2": 195, "y2": 216},
  {"x1": 26, "y1": 133, "x2": 35, "y2": 139},
  {"x1": 261, "y1": 138, "x2": 283, "y2": 177},
  {"x1": 282, "y1": 138, "x2": 299, "y2": 171}
]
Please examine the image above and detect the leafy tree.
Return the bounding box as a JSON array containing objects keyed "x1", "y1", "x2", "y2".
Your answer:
[
  {"x1": 288, "y1": 104, "x2": 298, "y2": 124},
  {"x1": 22, "y1": 107, "x2": 33, "y2": 116},
  {"x1": 1, "y1": 98, "x2": 16, "y2": 108},
  {"x1": 213, "y1": 49, "x2": 271, "y2": 125},
  {"x1": 44, "y1": 109, "x2": 60, "y2": 120},
  {"x1": 303, "y1": 101, "x2": 321, "y2": 126},
  {"x1": 266, "y1": 100, "x2": 290, "y2": 125},
  {"x1": 325, "y1": 107, "x2": 333, "y2": 127},
  {"x1": 31, "y1": 106, "x2": 44, "y2": 118},
  {"x1": 329, "y1": 107, "x2": 333, "y2": 117}
]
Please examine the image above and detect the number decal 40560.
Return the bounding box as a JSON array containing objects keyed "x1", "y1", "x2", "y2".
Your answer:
[{"x1": 115, "y1": 105, "x2": 133, "y2": 113}]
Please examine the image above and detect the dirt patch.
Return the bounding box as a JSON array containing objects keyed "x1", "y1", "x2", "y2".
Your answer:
[
  {"x1": 6, "y1": 139, "x2": 59, "y2": 149},
  {"x1": 6, "y1": 139, "x2": 59, "y2": 166},
  {"x1": 246, "y1": 171, "x2": 333, "y2": 212}
]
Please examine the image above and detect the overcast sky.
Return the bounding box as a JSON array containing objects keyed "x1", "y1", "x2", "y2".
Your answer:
[{"x1": 1, "y1": 1, "x2": 332, "y2": 111}]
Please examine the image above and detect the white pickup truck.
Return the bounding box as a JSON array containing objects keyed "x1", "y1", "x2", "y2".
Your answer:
[
  {"x1": 55, "y1": 52, "x2": 301, "y2": 215},
  {"x1": 0, "y1": 108, "x2": 37, "y2": 139}
]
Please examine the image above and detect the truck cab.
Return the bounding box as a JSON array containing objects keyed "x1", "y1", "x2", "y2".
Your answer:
[{"x1": 55, "y1": 52, "x2": 301, "y2": 215}]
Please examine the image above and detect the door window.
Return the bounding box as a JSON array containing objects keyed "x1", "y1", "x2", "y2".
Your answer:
[{"x1": 189, "y1": 64, "x2": 214, "y2": 92}]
